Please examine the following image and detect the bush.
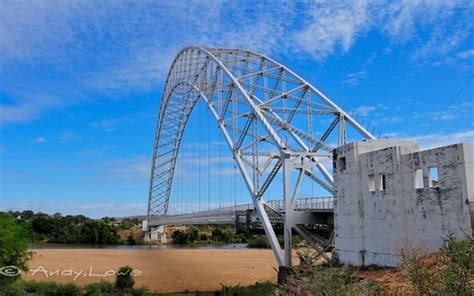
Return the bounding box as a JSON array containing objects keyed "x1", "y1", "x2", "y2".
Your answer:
[
  {"x1": 56, "y1": 283, "x2": 82, "y2": 295},
  {"x1": 115, "y1": 266, "x2": 135, "y2": 291},
  {"x1": 84, "y1": 281, "x2": 115, "y2": 295},
  {"x1": 400, "y1": 234, "x2": 474, "y2": 295},
  {"x1": 0, "y1": 280, "x2": 149, "y2": 296},
  {"x1": 222, "y1": 281, "x2": 276, "y2": 295},
  {"x1": 127, "y1": 234, "x2": 136, "y2": 245},
  {"x1": 437, "y1": 233, "x2": 473, "y2": 295},
  {"x1": 0, "y1": 213, "x2": 32, "y2": 287},
  {"x1": 247, "y1": 235, "x2": 270, "y2": 248},
  {"x1": 400, "y1": 244, "x2": 438, "y2": 295},
  {"x1": 171, "y1": 229, "x2": 189, "y2": 244},
  {"x1": 281, "y1": 264, "x2": 388, "y2": 295}
]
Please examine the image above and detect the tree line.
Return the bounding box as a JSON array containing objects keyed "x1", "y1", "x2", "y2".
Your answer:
[{"x1": 1, "y1": 210, "x2": 141, "y2": 245}]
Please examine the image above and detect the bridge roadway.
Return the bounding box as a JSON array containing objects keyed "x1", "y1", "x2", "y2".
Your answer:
[{"x1": 148, "y1": 197, "x2": 333, "y2": 227}]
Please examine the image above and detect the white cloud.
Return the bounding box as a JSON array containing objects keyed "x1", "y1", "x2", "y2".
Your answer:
[
  {"x1": 341, "y1": 71, "x2": 368, "y2": 86},
  {"x1": 0, "y1": 201, "x2": 147, "y2": 218},
  {"x1": 295, "y1": 1, "x2": 373, "y2": 59},
  {"x1": 59, "y1": 131, "x2": 80, "y2": 142},
  {"x1": 31, "y1": 137, "x2": 46, "y2": 144},
  {"x1": 354, "y1": 105, "x2": 376, "y2": 116},
  {"x1": 0, "y1": 0, "x2": 472, "y2": 125},
  {"x1": 386, "y1": 129, "x2": 474, "y2": 150},
  {"x1": 411, "y1": 101, "x2": 473, "y2": 122},
  {"x1": 0, "y1": 92, "x2": 64, "y2": 125},
  {"x1": 379, "y1": 116, "x2": 404, "y2": 124},
  {"x1": 98, "y1": 155, "x2": 150, "y2": 181},
  {"x1": 458, "y1": 49, "x2": 474, "y2": 59},
  {"x1": 91, "y1": 119, "x2": 119, "y2": 132}
]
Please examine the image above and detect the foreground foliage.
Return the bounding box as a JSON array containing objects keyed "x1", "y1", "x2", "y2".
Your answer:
[
  {"x1": 280, "y1": 263, "x2": 389, "y2": 295},
  {"x1": 115, "y1": 266, "x2": 136, "y2": 291},
  {"x1": 0, "y1": 280, "x2": 276, "y2": 296},
  {"x1": 0, "y1": 280, "x2": 147, "y2": 296},
  {"x1": 401, "y1": 233, "x2": 473, "y2": 295},
  {"x1": 0, "y1": 213, "x2": 32, "y2": 287},
  {"x1": 280, "y1": 234, "x2": 473, "y2": 295},
  {"x1": 1, "y1": 266, "x2": 144, "y2": 296}
]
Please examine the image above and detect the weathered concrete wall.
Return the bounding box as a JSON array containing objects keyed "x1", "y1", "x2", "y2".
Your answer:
[{"x1": 333, "y1": 140, "x2": 473, "y2": 267}]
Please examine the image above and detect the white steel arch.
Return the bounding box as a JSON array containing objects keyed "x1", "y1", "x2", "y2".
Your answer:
[{"x1": 147, "y1": 46, "x2": 375, "y2": 267}]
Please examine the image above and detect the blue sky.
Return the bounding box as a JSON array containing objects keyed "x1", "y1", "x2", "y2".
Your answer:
[{"x1": 0, "y1": 1, "x2": 473, "y2": 218}]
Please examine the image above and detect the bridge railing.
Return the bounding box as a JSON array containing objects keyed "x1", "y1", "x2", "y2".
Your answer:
[{"x1": 265, "y1": 196, "x2": 334, "y2": 211}]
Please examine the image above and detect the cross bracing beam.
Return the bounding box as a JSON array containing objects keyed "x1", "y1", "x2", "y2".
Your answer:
[{"x1": 147, "y1": 46, "x2": 375, "y2": 268}]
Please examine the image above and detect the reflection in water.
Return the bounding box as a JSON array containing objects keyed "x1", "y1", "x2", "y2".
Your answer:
[{"x1": 30, "y1": 243, "x2": 248, "y2": 250}]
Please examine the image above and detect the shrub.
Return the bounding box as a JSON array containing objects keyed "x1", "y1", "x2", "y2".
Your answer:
[
  {"x1": 400, "y1": 244, "x2": 439, "y2": 295},
  {"x1": 0, "y1": 280, "x2": 150, "y2": 296},
  {"x1": 280, "y1": 262, "x2": 389, "y2": 295},
  {"x1": 0, "y1": 213, "x2": 32, "y2": 287},
  {"x1": 171, "y1": 229, "x2": 188, "y2": 244},
  {"x1": 56, "y1": 283, "x2": 82, "y2": 295},
  {"x1": 127, "y1": 234, "x2": 136, "y2": 245},
  {"x1": 400, "y1": 235, "x2": 474, "y2": 295},
  {"x1": 437, "y1": 233, "x2": 473, "y2": 295},
  {"x1": 222, "y1": 281, "x2": 276, "y2": 295},
  {"x1": 247, "y1": 235, "x2": 270, "y2": 248},
  {"x1": 115, "y1": 266, "x2": 135, "y2": 291},
  {"x1": 84, "y1": 280, "x2": 115, "y2": 295}
]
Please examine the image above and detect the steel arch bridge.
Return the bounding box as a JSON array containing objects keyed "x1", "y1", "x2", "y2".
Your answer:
[{"x1": 146, "y1": 46, "x2": 375, "y2": 268}]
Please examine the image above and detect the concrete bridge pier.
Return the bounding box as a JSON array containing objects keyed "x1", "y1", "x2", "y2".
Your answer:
[{"x1": 144, "y1": 224, "x2": 167, "y2": 243}]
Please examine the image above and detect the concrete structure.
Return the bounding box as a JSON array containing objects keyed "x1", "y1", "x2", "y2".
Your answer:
[
  {"x1": 333, "y1": 140, "x2": 473, "y2": 267},
  {"x1": 143, "y1": 224, "x2": 167, "y2": 243}
]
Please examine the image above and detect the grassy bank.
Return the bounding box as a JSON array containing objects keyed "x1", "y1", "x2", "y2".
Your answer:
[{"x1": 0, "y1": 280, "x2": 277, "y2": 296}]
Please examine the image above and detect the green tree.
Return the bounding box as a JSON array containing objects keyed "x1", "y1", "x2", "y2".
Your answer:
[
  {"x1": 187, "y1": 226, "x2": 199, "y2": 242},
  {"x1": 31, "y1": 214, "x2": 55, "y2": 235},
  {"x1": 0, "y1": 213, "x2": 32, "y2": 286},
  {"x1": 171, "y1": 229, "x2": 188, "y2": 244},
  {"x1": 20, "y1": 210, "x2": 34, "y2": 220}
]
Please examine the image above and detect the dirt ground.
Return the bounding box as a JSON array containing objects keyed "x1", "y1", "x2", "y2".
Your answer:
[{"x1": 25, "y1": 248, "x2": 280, "y2": 293}]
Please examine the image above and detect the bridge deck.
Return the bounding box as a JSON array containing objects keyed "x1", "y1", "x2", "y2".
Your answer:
[{"x1": 148, "y1": 197, "x2": 333, "y2": 226}]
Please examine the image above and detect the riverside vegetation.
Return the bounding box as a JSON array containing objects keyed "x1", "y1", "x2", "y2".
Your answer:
[
  {"x1": 0, "y1": 210, "x2": 142, "y2": 245},
  {"x1": 1, "y1": 212, "x2": 472, "y2": 295},
  {"x1": 170, "y1": 225, "x2": 302, "y2": 248},
  {"x1": 1, "y1": 210, "x2": 278, "y2": 247}
]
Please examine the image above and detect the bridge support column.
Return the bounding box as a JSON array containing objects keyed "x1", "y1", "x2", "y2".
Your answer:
[
  {"x1": 282, "y1": 151, "x2": 293, "y2": 268},
  {"x1": 277, "y1": 266, "x2": 292, "y2": 285},
  {"x1": 281, "y1": 151, "x2": 313, "y2": 269},
  {"x1": 145, "y1": 226, "x2": 167, "y2": 243}
]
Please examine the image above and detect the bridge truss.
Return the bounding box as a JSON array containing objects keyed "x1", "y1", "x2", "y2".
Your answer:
[{"x1": 147, "y1": 46, "x2": 375, "y2": 268}]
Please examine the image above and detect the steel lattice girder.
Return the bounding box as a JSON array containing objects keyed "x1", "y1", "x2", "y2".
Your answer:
[{"x1": 147, "y1": 46, "x2": 375, "y2": 266}]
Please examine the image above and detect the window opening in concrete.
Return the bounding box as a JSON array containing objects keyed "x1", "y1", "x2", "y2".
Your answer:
[
  {"x1": 415, "y1": 169, "x2": 424, "y2": 189},
  {"x1": 379, "y1": 174, "x2": 386, "y2": 191},
  {"x1": 368, "y1": 174, "x2": 375, "y2": 192},
  {"x1": 429, "y1": 167, "x2": 439, "y2": 187},
  {"x1": 339, "y1": 157, "x2": 346, "y2": 172}
]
